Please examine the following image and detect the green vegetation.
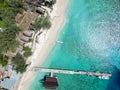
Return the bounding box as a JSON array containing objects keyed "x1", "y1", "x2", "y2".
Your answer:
[
  {"x1": 0, "y1": 54, "x2": 8, "y2": 66},
  {"x1": 23, "y1": 46, "x2": 32, "y2": 58},
  {"x1": 39, "y1": 0, "x2": 45, "y2": 3},
  {"x1": 0, "y1": 0, "x2": 24, "y2": 69},
  {"x1": 50, "y1": 0, "x2": 56, "y2": 5},
  {"x1": 11, "y1": 41, "x2": 20, "y2": 52},
  {"x1": 0, "y1": 0, "x2": 9, "y2": 8},
  {"x1": 4, "y1": 0, "x2": 24, "y2": 14},
  {"x1": 0, "y1": 25, "x2": 20, "y2": 53},
  {"x1": 33, "y1": 15, "x2": 51, "y2": 30},
  {"x1": 29, "y1": 38, "x2": 33, "y2": 42},
  {"x1": 0, "y1": 0, "x2": 22, "y2": 54},
  {"x1": 12, "y1": 53, "x2": 26, "y2": 73},
  {"x1": 0, "y1": 21, "x2": 4, "y2": 27}
]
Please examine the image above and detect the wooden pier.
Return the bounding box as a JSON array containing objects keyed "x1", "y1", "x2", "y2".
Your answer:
[{"x1": 28, "y1": 67, "x2": 112, "y2": 79}]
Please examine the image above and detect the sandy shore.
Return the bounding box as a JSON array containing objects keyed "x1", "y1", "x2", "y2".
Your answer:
[{"x1": 16, "y1": 0, "x2": 68, "y2": 90}]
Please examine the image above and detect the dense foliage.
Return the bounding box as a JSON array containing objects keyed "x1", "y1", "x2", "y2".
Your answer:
[
  {"x1": 39, "y1": 0, "x2": 45, "y2": 3},
  {"x1": 33, "y1": 15, "x2": 51, "y2": 30},
  {"x1": 3, "y1": 0, "x2": 24, "y2": 14},
  {"x1": 0, "y1": 54, "x2": 8, "y2": 66},
  {"x1": 50, "y1": 0, "x2": 56, "y2": 5},
  {"x1": 12, "y1": 53, "x2": 26, "y2": 73},
  {"x1": 23, "y1": 46, "x2": 32, "y2": 58},
  {"x1": 0, "y1": 25, "x2": 20, "y2": 53},
  {"x1": 0, "y1": 0, "x2": 22, "y2": 53}
]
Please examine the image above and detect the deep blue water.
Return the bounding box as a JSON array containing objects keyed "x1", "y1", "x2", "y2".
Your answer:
[{"x1": 30, "y1": 0, "x2": 120, "y2": 90}]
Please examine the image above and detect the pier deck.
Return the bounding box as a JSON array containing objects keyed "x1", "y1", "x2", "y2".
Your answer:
[{"x1": 28, "y1": 67, "x2": 111, "y2": 79}]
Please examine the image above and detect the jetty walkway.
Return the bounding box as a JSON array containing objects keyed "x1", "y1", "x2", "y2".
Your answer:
[{"x1": 28, "y1": 67, "x2": 111, "y2": 79}]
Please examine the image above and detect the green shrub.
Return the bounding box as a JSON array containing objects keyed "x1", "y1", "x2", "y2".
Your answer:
[
  {"x1": 0, "y1": 21, "x2": 4, "y2": 28},
  {"x1": 12, "y1": 53, "x2": 26, "y2": 73},
  {"x1": 50, "y1": 0, "x2": 56, "y2": 5},
  {"x1": 0, "y1": 54, "x2": 8, "y2": 66},
  {"x1": 33, "y1": 15, "x2": 51, "y2": 30},
  {"x1": 23, "y1": 46, "x2": 32, "y2": 58},
  {"x1": 29, "y1": 38, "x2": 33, "y2": 42}
]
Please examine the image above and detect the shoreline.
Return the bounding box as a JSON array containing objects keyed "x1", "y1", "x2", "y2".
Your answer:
[{"x1": 16, "y1": 0, "x2": 68, "y2": 90}]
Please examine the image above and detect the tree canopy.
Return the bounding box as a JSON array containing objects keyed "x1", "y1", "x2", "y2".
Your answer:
[
  {"x1": 0, "y1": 54, "x2": 8, "y2": 66},
  {"x1": 11, "y1": 53, "x2": 26, "y2": 73},
  {"x1": 0, "y1": 25, "x2": 20, "y2": 53},
  {"x1": 0, "y1": 1, "x2": 22, "y2": 53},
  {"x1": 39, "y1": 0, "x2": 45, "y2": 3},
  {"x1": 33, "y1": 15, "x2": 51, "y2": 30},
  {"x1": 4, "y1": 0, "x2": 24, "y2": 14},
  {"x1": 50, "y1": 0, "x2": 56, "y2": 5},
  {"x1": 23, "y1": 46, "x2": 32, "y2": 58}
]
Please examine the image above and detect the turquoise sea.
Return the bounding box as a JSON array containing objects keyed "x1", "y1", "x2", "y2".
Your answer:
[{"x1": 30, "y1": 0, "x2": 120, "y2": 90}]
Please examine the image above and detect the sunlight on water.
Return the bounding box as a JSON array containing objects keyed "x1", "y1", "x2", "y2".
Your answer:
[
  {"x1": 79, "y1": 21, "x2": 120, "y2": 58},
  {"x1": 30, "y1": 0, "x2": 120, "y2": 90}
]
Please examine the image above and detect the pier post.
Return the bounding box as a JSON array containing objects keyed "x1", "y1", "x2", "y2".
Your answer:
[{"x1": 50, "y1": 72, "x2": 54, "y2": 77}]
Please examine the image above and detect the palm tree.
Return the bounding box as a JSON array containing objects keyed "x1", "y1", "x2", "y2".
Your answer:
[{"x1": 33, "y1": 15, "x2": 51, "y2": 30}]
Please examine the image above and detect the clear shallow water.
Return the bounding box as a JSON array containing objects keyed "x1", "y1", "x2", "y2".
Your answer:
[{"x1": 30, "y1": 0, "x2": 120, "y2": 90}]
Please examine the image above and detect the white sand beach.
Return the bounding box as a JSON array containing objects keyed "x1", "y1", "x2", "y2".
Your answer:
[{"x1": 16, "y1": 0, "x2": 68, "y2": 90}]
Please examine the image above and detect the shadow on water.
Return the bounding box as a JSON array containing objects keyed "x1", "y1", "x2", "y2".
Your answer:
[
  {"x1": 107, "y1": 67, "x2": 120, "y2": 90},
  {"x1": 39, "y1": 78, "x2": 44, "y2": 83}
]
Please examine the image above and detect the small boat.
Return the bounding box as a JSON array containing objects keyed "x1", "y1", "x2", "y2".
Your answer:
[
  {"x1": 56, "y1": 41, "x2": 63, "y2": 44},
  {"x1": 98, "y1": 76, "x2": 109, "y2": 79}
]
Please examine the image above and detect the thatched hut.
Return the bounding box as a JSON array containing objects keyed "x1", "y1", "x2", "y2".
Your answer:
[
  {"x1": 19, "y1": 40, "x2": 25, "y2": 46},
  {"x1": 23, "y1": 30, "x2": 33, "y2": 37},
  {"x1": 21, "y1": 35, "x2": 29, "y2": 42},
  {"x1": 36, "y1": 7, "x2": 45, "y2": 14}
]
